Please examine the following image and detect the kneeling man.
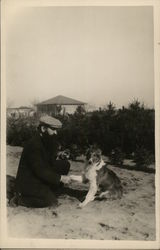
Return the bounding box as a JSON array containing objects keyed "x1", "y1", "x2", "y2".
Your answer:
[{"x1": 11, "y1": 115, "x2": 71, "y2": 208}]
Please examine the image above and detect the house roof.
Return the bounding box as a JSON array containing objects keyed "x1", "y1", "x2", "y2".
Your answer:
[
  {"x1": 18, "y1": 106, "x2": 32, "y2": 109},
  {"x1": 37, "y1": 95, "x2": 86, "y2": 106},
  {"x1": 7, "y1": 106, "x2": 32, "y2": 110}
]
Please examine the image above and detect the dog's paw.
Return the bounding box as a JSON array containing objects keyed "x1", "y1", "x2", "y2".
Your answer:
[{"x1": 78, "y1": 202, "x2": 84, "y2": 208}]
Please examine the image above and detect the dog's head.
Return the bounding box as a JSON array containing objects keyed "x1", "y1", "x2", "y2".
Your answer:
[{"x1": 85, "y1": 147, "x2": 102, "y2": 165}]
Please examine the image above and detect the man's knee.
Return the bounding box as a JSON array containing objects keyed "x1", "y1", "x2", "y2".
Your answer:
[{"x1": 43, "y1": 192, "x2": 58, "y2": 207}]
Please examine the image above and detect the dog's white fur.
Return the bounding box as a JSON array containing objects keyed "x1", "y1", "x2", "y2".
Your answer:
[
  {"x1": 70, "y1": 148, "x2": 123, "y2": 208},
  {"x1": 79, "y1": 159, "x2": 106, "y2": 208},
  {"x1": 79, "y1": 147, "x2": 123, "y2": 208}
]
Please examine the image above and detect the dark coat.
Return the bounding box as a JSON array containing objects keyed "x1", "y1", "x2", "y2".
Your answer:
[{"x1": 15, "y1": 132, "x2": 69, "y2": 195}]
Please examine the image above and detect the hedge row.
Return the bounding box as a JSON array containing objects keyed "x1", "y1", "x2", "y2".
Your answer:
[{"x1": 7, "y1": 101, "x2": 155, "y2": 166}]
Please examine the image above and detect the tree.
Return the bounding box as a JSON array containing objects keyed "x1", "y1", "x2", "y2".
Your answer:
[{"x1": 74, "y1": 105, "x2": 86, "y2": 117}]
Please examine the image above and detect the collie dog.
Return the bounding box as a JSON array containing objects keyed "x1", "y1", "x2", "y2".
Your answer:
[{"x1": 79, "y1": 147, "x2": 123, "y2": 208}]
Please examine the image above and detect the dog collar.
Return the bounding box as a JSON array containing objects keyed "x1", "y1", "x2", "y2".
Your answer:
[{"x1": 95, "y1": 160, "x2": 105, "y2": 170}]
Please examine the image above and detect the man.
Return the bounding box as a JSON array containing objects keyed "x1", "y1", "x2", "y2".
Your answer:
[{"x1": 11, "y1": 115, "x2": 72, "y2": 208}]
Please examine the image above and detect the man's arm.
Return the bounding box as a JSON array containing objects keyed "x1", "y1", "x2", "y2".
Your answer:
[{"x1": 27, "y1": 146, "x2": 61, "y2": 186}]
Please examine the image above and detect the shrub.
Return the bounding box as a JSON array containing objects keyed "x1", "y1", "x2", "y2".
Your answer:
[
  {"x1": 69, "y1": 144, "x2": 82, "y2": 160},
  {"x1": 6, "y1": 100, "x2": 155, "y2": 163},
  {"x1": 133, "y1": 146, "x2": 155, "y2": 167},
  {"x1": 7, "y1": 116, "x2": 38, "y2": 146},
  {"x1": 109, "y1": 147, "x2": 125, "y2": 165}
]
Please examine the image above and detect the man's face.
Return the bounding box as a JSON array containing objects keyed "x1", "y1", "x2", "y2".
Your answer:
[
  {"x1": 41, "y1": 126, "x2": 57, "y2": 136},
  {"x1": 47, "y1": 127, "x2": 57, "y2": 136},
  {"x1": 40, "y1": 125, "x2": 58, "y2": 149}
]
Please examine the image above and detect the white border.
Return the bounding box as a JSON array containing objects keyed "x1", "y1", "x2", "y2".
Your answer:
[
  {"x1": 154, "y1": 1, "x2": 160, "y2": 247},
  {"x1": 1, "y1": 0, "x2": 160, "y2": 248}
]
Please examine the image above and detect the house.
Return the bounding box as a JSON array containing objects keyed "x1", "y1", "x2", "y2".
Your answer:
[
  {"x1": 36, "y1": 95, "x2": 86, "y2": 116},
  {"x1": 7, "y1": 106, "x2": 35, "y2": 118}
]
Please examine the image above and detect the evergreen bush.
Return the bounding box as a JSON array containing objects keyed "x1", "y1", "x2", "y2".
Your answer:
[
  {"x1": 133, "y1": 146, "x2": 155, "y2": 167},
  {"x1": 6, "y1": 101, "x2": 155, "y2": 165}
]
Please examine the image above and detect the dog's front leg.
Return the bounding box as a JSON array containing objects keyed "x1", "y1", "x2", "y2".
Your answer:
[{"x1": 79, "y1": 184, "x2": 98, "y2": 208}]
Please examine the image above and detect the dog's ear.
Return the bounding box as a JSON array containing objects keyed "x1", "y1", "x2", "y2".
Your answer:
[
  {"x1": 87, "y1": 144, "x2": 96, "y2": 152},
  {"x1": 92, "y1": 144, "x2": 101, "y2": 151},
  {"x1": 85, "y1": 148, "x2": 91, "y2": 156},
  {"x1": 96, "y1": 149, "x2": 102, "y2": 155},
  {"x1": 64, "y1": 149, "x2": 70, "y2": 154}
]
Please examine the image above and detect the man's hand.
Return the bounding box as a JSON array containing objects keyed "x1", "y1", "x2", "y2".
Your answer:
[
  {"x1": 60, "y1": 175, "x2": 71, "y2": 184},
  {"x1": 56, "y1": 149, "x2": 70, "y2": 160},
  {"x1": 69, "y1": 175, "x2": 83, "y2": 182}
]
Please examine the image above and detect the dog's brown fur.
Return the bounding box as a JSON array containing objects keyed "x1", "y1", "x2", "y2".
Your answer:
[{"x1": 79, "y1": 147, "x2": 123, "y2": 207}]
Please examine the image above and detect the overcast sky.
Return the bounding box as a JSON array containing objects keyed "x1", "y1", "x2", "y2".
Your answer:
[{"x1": 5, "y1": 5, "x2": 154, "y2": 108}]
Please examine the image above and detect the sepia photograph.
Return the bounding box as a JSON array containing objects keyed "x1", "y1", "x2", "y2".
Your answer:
[{"x1": 1, "y1": 0, "x2": 160, "y2": 249}]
